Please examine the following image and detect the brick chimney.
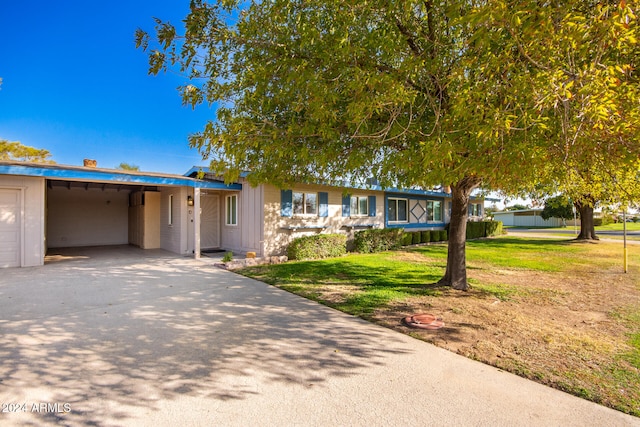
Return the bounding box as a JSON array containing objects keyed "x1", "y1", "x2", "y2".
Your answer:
[{"x1": 83, "y1": 159, "x2": 97, "y2": 168}]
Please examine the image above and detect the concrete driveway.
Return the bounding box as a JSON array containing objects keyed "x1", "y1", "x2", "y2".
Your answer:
[{"x1": 0, "y1": 246, "x2": 637, "y2": 426}]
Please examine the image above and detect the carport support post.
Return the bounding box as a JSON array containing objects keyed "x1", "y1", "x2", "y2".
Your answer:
[{"x1": 194, "y1": 187, "x2": 201, "y2": 260}]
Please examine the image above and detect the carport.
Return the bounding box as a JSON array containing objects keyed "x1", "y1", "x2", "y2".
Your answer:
[
  {"x1": 0, "y1": 161, "x2": 241, "y2": 268},
  {"x1": 46, "y1": 178, "x2": 160, "y2": 249}
]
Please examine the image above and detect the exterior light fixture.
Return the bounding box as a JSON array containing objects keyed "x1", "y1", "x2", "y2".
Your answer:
[{"x1": 187, "y1": 195, "x2": 194, "y2": 206}]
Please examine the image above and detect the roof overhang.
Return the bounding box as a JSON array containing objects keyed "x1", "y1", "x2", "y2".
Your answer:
[{"x1": 0, "y1": 162, "x2": 242, "y2": 191}]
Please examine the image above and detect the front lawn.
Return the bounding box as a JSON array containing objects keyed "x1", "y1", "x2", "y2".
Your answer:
[
  {"x1": 239, "y1": 237, "x2": 640, "y2": 416},
  {"x1": 597, "y1": 222, "x2": 640, "y2": 232}
]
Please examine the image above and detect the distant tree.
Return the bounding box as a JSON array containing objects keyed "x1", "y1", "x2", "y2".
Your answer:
[
  {"x1": 116, "y1": 162, "x2": 140, "y2": 171},
  {"x1": 484, "y1": 204, "x2": 498, "y2": 217},
  {"x1": 505, "y1": 204, "x2": 529, "y2": 212},
  {"x1": 541, "y1": 195, "x2": 574, "y2": 225},
  {"x1": 0, "y1": 139, "x2": 54, "y2": 163}
]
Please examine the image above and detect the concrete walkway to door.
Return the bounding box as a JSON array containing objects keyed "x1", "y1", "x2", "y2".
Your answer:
[{"x1": 0, "y1": 246, "x2": 637, "y2": 426}]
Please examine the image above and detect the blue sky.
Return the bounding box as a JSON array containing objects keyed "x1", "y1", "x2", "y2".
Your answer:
[{"x1": 0, "y1": 1, "x2": 214, "y2": 175}]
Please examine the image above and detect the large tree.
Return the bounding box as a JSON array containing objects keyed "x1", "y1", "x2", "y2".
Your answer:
[
  {"x1": 0, "y1": 139, "x2": 54, "y2": 163},
  {"x1": 560, "y1": 158, "x2": 640, "y2": 239},
  {"x1": 137, "y1": 1, "x2": 638, "y2": 290},
  {"x1": 526, "y1": 1, "x2": 640, "y2": 239}
]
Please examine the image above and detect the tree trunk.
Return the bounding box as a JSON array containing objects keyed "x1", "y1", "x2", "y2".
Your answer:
[
  {"x1": 575, "y1": 201, "x2": 599, "y2": 240},
  {"x1": 437, "y1": 175, "x2": 481, "y2": 291}
]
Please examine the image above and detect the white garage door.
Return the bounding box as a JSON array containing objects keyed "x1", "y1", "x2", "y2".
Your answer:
[{"x1": 0, "y1": 189, "x2": 21, "y2": 267}]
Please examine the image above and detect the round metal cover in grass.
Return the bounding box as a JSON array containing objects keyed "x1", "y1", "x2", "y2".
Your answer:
[{"x1": 402, "y1": 314, "x2": 444, "y2": 330}]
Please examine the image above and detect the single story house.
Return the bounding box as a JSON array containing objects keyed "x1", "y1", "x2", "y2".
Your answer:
[
  {"x1": 492, "y1": 209, "x2": 564, "y2": 227},
  {"x1": 0, "y1": 160, "x2": 484, "y2": 268}
]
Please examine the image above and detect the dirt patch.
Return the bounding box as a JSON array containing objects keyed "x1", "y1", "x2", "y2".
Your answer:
[{"x1": 368, "y1": 261, "x2": 639, "y2": 413}]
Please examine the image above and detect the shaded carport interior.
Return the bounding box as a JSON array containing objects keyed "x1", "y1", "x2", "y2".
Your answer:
[
  {"x1": 46, "y1": 178, "x2": 160, "y2": 250},
  {"x1": 43, "y1": 166, "x2": 242, "y2": 257}
]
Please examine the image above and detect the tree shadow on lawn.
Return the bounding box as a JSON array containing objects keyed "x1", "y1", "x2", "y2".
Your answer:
[{"x1": 251, "y1": 257, "x2": 444, "y2": 293}]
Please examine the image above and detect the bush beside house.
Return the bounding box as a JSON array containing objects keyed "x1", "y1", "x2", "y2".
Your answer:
[
  {"x1": 402, "y1": 232, "x2": 414, "y2": 246},
  {"x1": 353, "y1": 228, "x2": 405, "y2": 253},
  {"x1": 468, "y1": 220, "x2": 503, "y2": 238},
  {"x1": 484, "y1": 220, "x2": 503, "y2": 237},
  {"x1": 287, "y1": 221, "x2": 502, "y2": 259},
  {"x1": 287, "y1": 234, "x2": 347, "y2": 260}
]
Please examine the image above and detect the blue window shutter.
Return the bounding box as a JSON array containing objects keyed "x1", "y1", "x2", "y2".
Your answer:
[
  {"x1": 319, "y1": 192, "x2": 329, "y2": 217},
  {"x1": 281, "y1": 190, "x2": 293, "y2": 217},
  {"x1": 368, "y1": 196, "x2": 376, "y2": 217},
  {"x1": 342, "y1": 195, "x2": 351, "y2": 217}
]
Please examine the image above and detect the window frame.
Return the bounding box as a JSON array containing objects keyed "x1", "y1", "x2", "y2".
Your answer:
[
  {"x1": 226, "y1": 194, "x2": 238, "y2": 226},
  {"x1": 426, "y1": 200, "x2": 443, "y2": 222},
  {"x1": 292, "y1": 192, "x2": 318, "y2": 216},
  {"x1": 388, "y1": 198, "x2": 408, "y2": 223},
  {"x1": 350, "y1": 195, "x2": 369, "y2": 217}
]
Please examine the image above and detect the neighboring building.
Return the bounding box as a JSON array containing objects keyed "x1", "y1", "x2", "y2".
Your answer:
[
  {"x1": 0, "y1": 161, "x2": 484, "y2": 268},
  {"x1": 492, "y1": 209, "x2": 564, "y2": 227}
]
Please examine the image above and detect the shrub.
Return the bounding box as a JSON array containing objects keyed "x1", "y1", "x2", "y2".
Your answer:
[
  {"x1": 466, "y1": 222, "x2": 485, "y2": 240},
  {"x1": 465, "y1": 220, "x2": 503, "y2": 240},
  {"x1": 287, "y1": 234, "x2": 347, "y2": 260},
  {"x1": 412, "y1": 231, "x2": 422, "y2": 245},
  {"x1": 222, "y1": 251, "x2": 233, "y2": 262},
  {"x1": 353, "y1": 228, "x2": 404, "y2": 253},
  {"x1": 402, "y1": 232, "x2": 414, "y2": 246},
  {"x1": 429, "y1": 230, "x2": 440, "y2": 242},
  {"x1": 593, "y1": 216, "x2": 614, "y2": 227},
  {"x1": 485, "y1": 220, "x2": 503, "y2": 236},
  {"x1": 421, "y1": 230, "x2": 431, "y2": 243},
  {"x1": 439, "y1": 230, "x2": 448, "y2": 241}
]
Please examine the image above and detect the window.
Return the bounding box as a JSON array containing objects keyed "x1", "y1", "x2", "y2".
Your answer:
[
  {"x1": 168, "y1": 194, "x2": 174, "y2": 225},
  {"x1": 350, "y1": 196, "x2": 368, "y2": 216},
  {"x1": 226, "y1": 194, "x2": 237, "y2": 226},
  {"x1": 388, "y1": 198, "x2": 408, "y2": 222},
  {"x1": 469, "y1": 203, "x2": 482, "y2": 217},
  {"x1": 293, "y1": 192, "x2": 317, "y2": 215},
  {"x1": 427, "y1": 200, "x2": 442, "y2": 222}
]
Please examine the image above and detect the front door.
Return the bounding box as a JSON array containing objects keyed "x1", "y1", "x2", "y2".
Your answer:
[{"x1": 200, "y1": 194, "x2": 220, "y2": 249}]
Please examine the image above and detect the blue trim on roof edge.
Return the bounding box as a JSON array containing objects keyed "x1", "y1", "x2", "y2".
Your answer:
[{"x1": 0, "y1": 164, "x2": 242, "y2": 190}]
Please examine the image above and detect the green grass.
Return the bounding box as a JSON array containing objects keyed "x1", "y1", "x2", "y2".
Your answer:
[
  {"x1": 596, "y1": 222, "x2": 640, "y2": 232},
  {"x1": 242, "y1": 253, "x2": 444, "y2": 317},
  {"x1": 412, "y1": 237, "x2": 585, "y2": 272},
  {"x1": 613, "y1": 308, "x2": 640, "y2": 370}
]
